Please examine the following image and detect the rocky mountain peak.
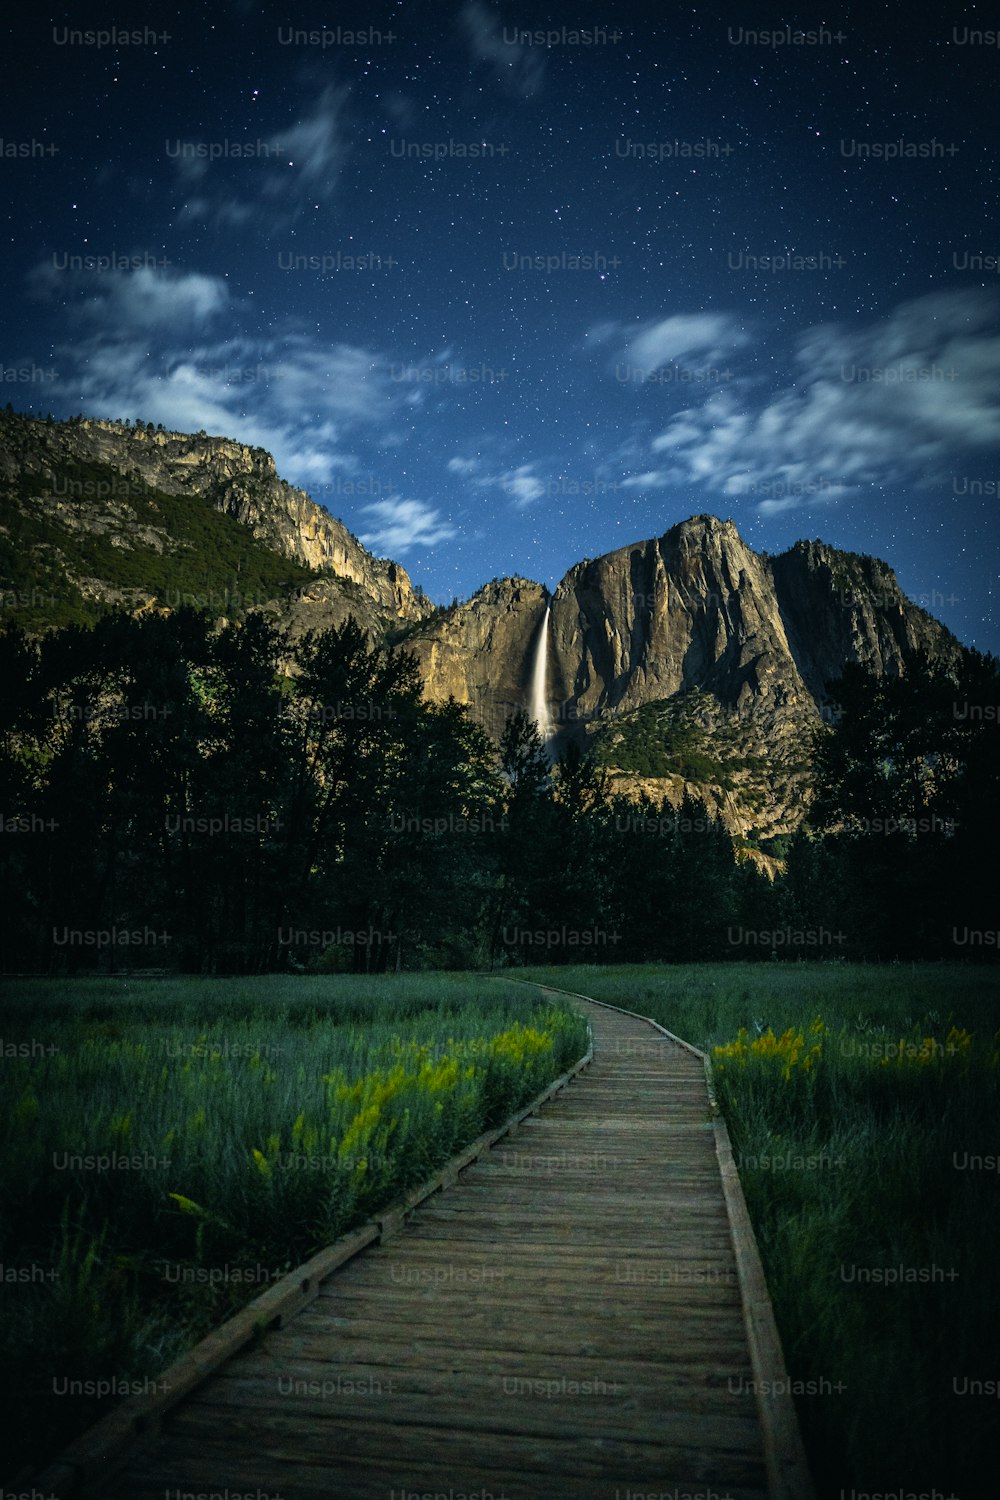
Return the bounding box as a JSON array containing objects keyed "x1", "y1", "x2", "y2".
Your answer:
[{"x1": 406, "y1": 515, "x2": 961, "y2": 839}]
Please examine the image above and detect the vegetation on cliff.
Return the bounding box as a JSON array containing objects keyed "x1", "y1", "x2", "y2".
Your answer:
[{"x1": 0, "y1": 453, "x2": 318, "y2": 630}]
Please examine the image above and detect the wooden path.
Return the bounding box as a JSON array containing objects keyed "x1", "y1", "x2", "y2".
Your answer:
[{"x1": 59, "y1": 988, "x2": 813, "y2": 1500}]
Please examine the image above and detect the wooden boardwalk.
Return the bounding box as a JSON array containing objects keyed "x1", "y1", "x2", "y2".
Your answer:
[{"x1": 73, "y1": 990, "x2": 810, "y2": 1500}]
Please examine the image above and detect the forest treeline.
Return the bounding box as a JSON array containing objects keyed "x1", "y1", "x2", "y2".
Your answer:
[{"x1": 1, "y1": 608, "x2": 997, "y2": 972}]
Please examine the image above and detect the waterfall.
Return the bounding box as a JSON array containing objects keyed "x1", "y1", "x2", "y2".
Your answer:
[{"x1": 529, "y1": 604, "x2": 554, "y2": 752}]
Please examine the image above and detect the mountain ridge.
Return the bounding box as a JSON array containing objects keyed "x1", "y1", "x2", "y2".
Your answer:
[
  {"x1": 0, "y1": 409, "x2": 963, "y2": 840},
  {"x1": 0, "y1": 407, "x2": 433, "y2": 633}
]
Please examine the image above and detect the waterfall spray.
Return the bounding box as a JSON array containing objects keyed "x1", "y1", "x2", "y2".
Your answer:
[{"x1": 529, "y1": 604, "x2": 554, "y2": 752}]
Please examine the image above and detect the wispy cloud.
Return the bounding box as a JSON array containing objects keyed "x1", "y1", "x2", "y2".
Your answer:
[
  {"x1": 28, "y1": 262, "x2": 230, "y2": 328},
  {"x1": 268, "y1": 85, "x2": 348, "y2": 190},
  {"x1": 621, "y1": 291, "x2": 1000, "y2": 513},
  {"x1": 447, "y1": 455, "x2": 546, "y2": 507},
  {"x1": 458, "y1": 1, "x2": 546, "y2": 98},
  {"x1": 588, "y1": 311, "x2": 750, "y2": 375},
  {"x1": 497, "y1": 464, "x2": 545, "y2": 507},
  {"x1": 173, "y1": 85, "x2": 351, "y2": 230},
  {"x1": 620, "y1": 469, "x2": 683, "y2": 490},
  {"x1": 358, "y1": 498, "x2": 457, "y2": 553}
]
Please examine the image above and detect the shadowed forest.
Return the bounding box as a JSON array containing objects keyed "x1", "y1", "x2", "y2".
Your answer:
[{"x1": 2, "y1": 607, "x2": 997, "y2": 973}]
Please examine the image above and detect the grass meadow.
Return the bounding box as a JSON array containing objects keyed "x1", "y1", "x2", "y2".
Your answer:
[
  {"x1": 0, "y1": 973, "x2": 588, "y2": 1475},
  {"x1": 521, "y1": 962, "x2": 1000, "y2": 1500}
]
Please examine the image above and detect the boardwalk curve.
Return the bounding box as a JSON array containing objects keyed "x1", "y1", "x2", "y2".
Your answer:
[{"x1": 36, "y1": 985, "x2": 815, "y2": 1500}]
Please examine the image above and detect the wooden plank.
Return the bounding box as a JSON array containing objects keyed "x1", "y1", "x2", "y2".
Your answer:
[
  {"x1": 180, "y1": 1371, "x2": 764, "y2": 1445},
  {"x1": 283, "y1": 1314, "x2": 753, "y2": 1363},
  {"x1": 128, "y1": 1402, "x2": 769, "y2": 1487},
  {"x1": 209, "y1": 1336, "x2": 753, "y2": 1384},
  {"x1": 118, "y1": 1435, "x2": 770, "y2": 1500}
]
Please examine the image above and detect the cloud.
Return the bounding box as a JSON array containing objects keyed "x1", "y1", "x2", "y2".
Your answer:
[
  {"x1": 174, "y1": 195, "x2": 256, "y2": 229},
  {"x1": 380, "y1": 91, "x2": 418, "y2": 132},
  {"x1": 639, "y1": 291, "x2": 1000, "y2": 512},
  {"x1": 458, "y1": 0, "x2": 546, "y2": 98},
  {"x1": 108, "y1": 268, "x2": 230, "y2": 328},
  {"x1": 174, "y1": 85, "x2": 351, "y2": 230},
  {"x1": 590, "y1": 311, "x2": 750, "y2": 375},
  {"x1": 499, "y1": 464, "x2": 545, "y2": 507},
  {"x1": 628, "y1": 313, "x2": 749, "y2": 373},
  {"x1": 621, "y1": 470, "x2": 673, "y2": 489},
  {"x1": 260, "y1": 339, "x2": 390, "y2": 426},
  {"x1": 269, "y1": 85, "x2": 348, "y2": 190},
  {"x1": 28, "y1": 263, "x2": 230, "y2": 329},
  {"x1": 448, "y1": 455, "x2": 546, "y2": 507},
  {"x1": 358, "y1": 498, "x2": 457, "y2": 553}
]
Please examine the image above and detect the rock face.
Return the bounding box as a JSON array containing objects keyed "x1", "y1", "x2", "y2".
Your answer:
[
  {"x1": 0, "y1": 414, "x2": 433, "y2": 633},
  {"x1": 410, "y1": 515, "x2": 961, "y2": 836},
  {"x1": 543, "y1": 516, "x2": 955, "y2": 718},
  {"x1": 548, "y1": 516, "x2": 803, "y2": 718},
  {"x1": 414, "y1": 515, "x2": 957, "y2": 725},
  {"x1": 769, "y1": 537, "x2": 949, "y2": 695},
  {"x1": 403, "y1": 579, "x2": 548, "y2": 740}
]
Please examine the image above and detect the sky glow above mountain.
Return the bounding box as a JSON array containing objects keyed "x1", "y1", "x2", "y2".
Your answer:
[{"x1": 3, "y1": 1, "x2": 999, "y2": 649}]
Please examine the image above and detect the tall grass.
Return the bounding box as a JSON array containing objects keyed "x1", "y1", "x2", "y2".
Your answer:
[
  {"x1": 0, "y1": 973, "x2": 588, "y2": 1476},
  {"x1": 521, "y1": 963, "x2": 1000, "y2": 1499}
]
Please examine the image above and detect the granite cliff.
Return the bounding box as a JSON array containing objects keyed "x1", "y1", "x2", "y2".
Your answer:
[
  {"x1": 0, "y1": 413, "x2": 963, "y2": 841},
  {"x1": 403, "y1": 577, "x2": 548, "y2": 740},
  {"x1": 406, "y1": 515, "x2": 960, "y2": 839}
]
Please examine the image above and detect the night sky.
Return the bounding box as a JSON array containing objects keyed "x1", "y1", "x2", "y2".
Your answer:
[{"x1": 3, "y1": 2, "x2": 999, "y2": 650}]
